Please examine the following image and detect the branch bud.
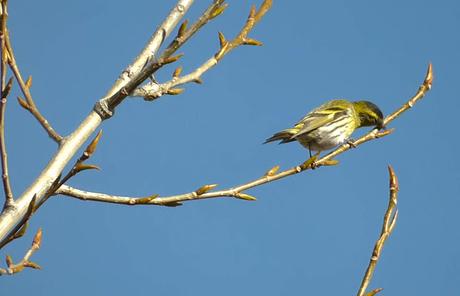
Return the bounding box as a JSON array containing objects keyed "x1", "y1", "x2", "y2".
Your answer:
[
  {"x1": 25, "y1": 75, "x2": 33, "y2": 89},
  {"x1": 2, "y1": 77, "x2": 13, "y2": 98},
  {"x1": 366, "y1": 288, "x2": 384, "y2": 296},
  {"x1": 166, "y1": 88, "x2": 184, "y2": 95},
  {"x1": 17, "y1": 96, "x2": 30, "y2": 110},
  {"x1": 424, "y1": 63, "x2": 433, "y2": 89},
  {"x1": 243, "y1": 38, "x2": 263, "y2": 46},
  {"x1": 210, "y1": 3, "x2": 228, "y2": 19},
  {"x1": 321, "y1": 159, "x2": 339, "y2": 166},
  {"x1": 218, "y1": 32, "x2": 227, "y2": 48},
  {"x1": 235, "y1": 192, "x2": 257, "y2": 201},
  {"x1": 173, "y1": 66, "x2": 183, "y2": 78},
  {"x1": 32, "y1": 228, "x2": 42, "y2": 249},
  {"x1": 162, "y1": 54, "x2": 184, "y2": 65},
  {"x1": 134, "y1": 194, "x2": 159, "y2": 205},
  {"x1": 5, "y1": 255, "x2": 13, "y2": 268},
  {"x1": 83, "y1": 130, "x2": 103, "y2": 159},
  {"x1": 195, "y1": 184, "x2": 218, "y2": 196},
  {"x1": 177, "y1": 19, "x2": 188, "y2": 38},
  {"x1": 23, "y1": 261, "x2": 41, "y2": 270},
  {"x1": 74, "y1": 163, "x2": 101, "y2": 173},
  {"x1": 265, "y1": 165, "x2": 280, "y2": 176}
]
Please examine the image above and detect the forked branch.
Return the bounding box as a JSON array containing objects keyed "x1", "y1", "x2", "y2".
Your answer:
[
  {"x1": 5, "y1": 35, "x2": 62, "y2": 143},
  {"x1": 132, "y1": 0, "x2": 273, "y2": 100},
  {"x1": 0, "y1": 227, "x2": 42, "y2": 276}
]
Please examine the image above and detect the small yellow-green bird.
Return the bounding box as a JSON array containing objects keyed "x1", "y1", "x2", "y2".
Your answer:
[{"x1": 264, "y1": 99, "x2": 384, "y2": 155}]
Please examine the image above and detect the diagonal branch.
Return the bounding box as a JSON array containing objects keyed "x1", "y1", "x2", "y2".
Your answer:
[
  {"x1": 96, "y1": 0, "x2": 231, "y2": 113},
  {"x1": 132, "y1": 0, "x2": 273, "y2": 100},
  {"x1": 95, "y1": 0, "x2": 195, "y2": 117},
  {"x1": 54, "y1": 64, "x2": 432, "y2": 207},
  {"x1": 356, "y1": 165, "x2": 399, "y2": 296},
  {"x1": 4, "y1": 32, "x2": 62, "y2": 143}
]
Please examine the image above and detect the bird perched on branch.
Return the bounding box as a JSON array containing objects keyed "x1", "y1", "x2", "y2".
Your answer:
[{"x1": 264, "y1": 99, "x2": 384, "y2": 156}]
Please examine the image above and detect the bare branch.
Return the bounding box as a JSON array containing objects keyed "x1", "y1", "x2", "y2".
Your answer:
[
  {"x1": 95, "y1": 0, "x2": 195, "y2": 117},
  {"x1": 54, "y1": 65, "x2": 431, "y2": 207},
  {"x1": 0, "y1": 228, "x2": 42, "y2": 276},
  {"x1": 356, "y1": 165, "x2": 399, "y2": 296},
  {"x1": 4, "y1": 34, "x2": 62, "y2": 143},
  {"x1": 0, "y1": 0, "x2": 13, "y2": 210},
  {"x1": 132, "y1": 0, "x2": 273, "y2": 100}
]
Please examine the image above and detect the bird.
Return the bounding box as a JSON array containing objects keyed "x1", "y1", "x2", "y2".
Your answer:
[{"x1": 264, "y1": 99, "x2": 384, "y2": 156}]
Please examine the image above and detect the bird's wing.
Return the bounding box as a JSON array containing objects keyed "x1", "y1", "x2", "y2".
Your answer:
[{"x1": 292, "y1": 101, "x2": 350, "y2": 138}]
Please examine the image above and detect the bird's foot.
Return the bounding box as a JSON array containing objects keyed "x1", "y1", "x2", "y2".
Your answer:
[{"x1": 346, "y1": 139, "x2": 357, "y2": 148}]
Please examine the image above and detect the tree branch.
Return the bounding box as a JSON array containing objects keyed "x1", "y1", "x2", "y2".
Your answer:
[
  {"x1": 0, "y1": 227, "x2": 42, "y2": 276},
  {"x1": 53, "y1": 64, "x2": 432, "y2": 207},
  {"x1": 4, "y1": 33, "x2": 63, "y2": 143},
  {"x1": 95, "y1": 0, "x2": 195, "y2": 117},
  {"x1": 356, "y1": 165, "x2": 399, "y2": 296},
  {"x1": 0, "y1": 0, "x2": 13, "y2": 210},
  {"x1": 132, "y1": 0, "x2": 273, "y2": 100},
  {"x1": 0, "y1": 0, "x2": 271, "y2": 246}
]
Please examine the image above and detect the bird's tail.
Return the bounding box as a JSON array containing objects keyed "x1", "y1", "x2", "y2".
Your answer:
[{"x1": 264, "y1": 129, "x2": 297, "y2": 144}]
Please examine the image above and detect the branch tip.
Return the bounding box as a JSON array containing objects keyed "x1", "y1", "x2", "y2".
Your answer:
[
  {"x1": 243, "y1": 38, "x2": 263, "y2": 46},
  {"x1": 218, "y1": 31, "x2": 227, "y2": 48},
  {"x1": 424, "y1": 63, "x2": 433, "y2": 89},
  {"x1": 177, "y1": 19, "x2": 188, "y2": 38},
  {"x1": 388, "y1": 165, "x2": 399, "y2": 192},
  {"x1": 84, "y1": 129, "x2": 103, "y2": 159},
  {"x1": 32, "y1": 227, "x2": 42, "y2": 249},
  {"x1": 235, "y1": 192, "x2": 257, "y2": 201},
  {"x1": 210, "y1": 3, "x2": 228, "y2": 19}
]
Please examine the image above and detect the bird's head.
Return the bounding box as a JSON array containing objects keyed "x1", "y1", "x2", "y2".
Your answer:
[{"x1": 352, "y1": 101, "x2": 384, "y2": 129}]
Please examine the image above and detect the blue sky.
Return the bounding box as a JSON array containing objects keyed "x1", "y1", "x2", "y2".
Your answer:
[{"x1": 2, "y1": 0, "x2": 459, "y2": 295}]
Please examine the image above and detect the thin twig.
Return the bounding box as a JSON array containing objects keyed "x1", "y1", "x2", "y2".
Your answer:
[
  {"x1": 133, "y1": 0, "x2": 273, "y2": 100},
  {"x1": 0, "y1": 0, "x2": 13, "y2": 210},
  {"x1": 356, "y1": 166, "x2": 399, "y2": 296},
  {"x1": 55, "y1": 64, "x2": 432, "y2": 206},
  {"x1": 159, "y1": 0, "x2": 228, "y2": 61},
  {"x1": 4, "y1": 33, "x2": 62, "y2": 143},
  {"x1": 0, "y1": 227, "x2": 42, "y2": 275}
]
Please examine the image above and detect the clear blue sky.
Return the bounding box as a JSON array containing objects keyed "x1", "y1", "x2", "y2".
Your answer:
[{"x1": 2, "y1": 0, "x2": 459, "y2": 295}]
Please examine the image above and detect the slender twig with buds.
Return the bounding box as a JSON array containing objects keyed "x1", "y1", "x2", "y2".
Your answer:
[
  {"x1": 0, "y1": 228, "x2": 42, "y2": 276},
  {"x1": 356, "y1": 166, "x2": 399, "y2": 296}
]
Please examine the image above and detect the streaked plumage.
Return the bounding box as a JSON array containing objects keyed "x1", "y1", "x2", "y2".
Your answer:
[{"x1": 264, "y1": 99, "x2": 384, "y2": 153}]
